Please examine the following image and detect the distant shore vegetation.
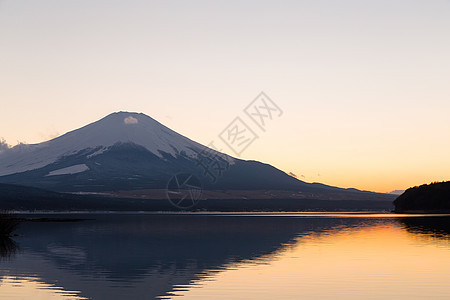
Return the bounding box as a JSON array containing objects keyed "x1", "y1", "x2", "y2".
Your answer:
[{"x1": 394, "y1": 181, "x2": 450, "y2": 213}]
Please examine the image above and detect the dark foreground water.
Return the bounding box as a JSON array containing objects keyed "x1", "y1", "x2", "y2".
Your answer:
[{"x1": 0, "y1": 212, "x2": 449, "y2": 299}]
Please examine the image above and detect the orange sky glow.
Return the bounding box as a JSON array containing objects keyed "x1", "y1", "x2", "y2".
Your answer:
[{"x1": 1, "y1": 1, "x2": 449, "y2": 193}]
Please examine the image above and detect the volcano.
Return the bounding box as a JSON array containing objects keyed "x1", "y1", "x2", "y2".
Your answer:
[{"x1": 0, "y1": 112, "x2": 393, "y2": 207}]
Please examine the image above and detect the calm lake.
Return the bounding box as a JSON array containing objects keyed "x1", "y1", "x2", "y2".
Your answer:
[{"x1": 1, "y1": 212, "x2": 449, "y2": 299}]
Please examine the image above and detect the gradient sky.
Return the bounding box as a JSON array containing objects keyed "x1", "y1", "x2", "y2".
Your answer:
[{"x1": 1, "y1": 0, "x2": 449, "y2": 193}]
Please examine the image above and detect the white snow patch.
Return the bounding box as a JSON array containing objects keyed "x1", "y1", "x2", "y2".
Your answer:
[
  {"x1": 124, "y1": 116, "x2": 138, "y2": 124},
  {"x1": 87, "y1": 147, "x2": 108, "y2": 159},
  {"x1": 46, "y1": 164, "x2": 89, "y2": 176}
]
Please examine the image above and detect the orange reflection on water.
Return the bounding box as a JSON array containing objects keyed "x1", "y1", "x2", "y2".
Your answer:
[
  {"x1": 0, "y1": 276, "x2": 86, "y2": 300},
  {"x1": 168, "y1": 219, "x2": 450, "y2": 299}
]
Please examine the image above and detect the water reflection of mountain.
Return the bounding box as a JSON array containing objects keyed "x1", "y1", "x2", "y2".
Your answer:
[
  {"x1": 0, "y1": 236, "x2": 18, "y2": 260},
  {"x1": 399, "y1": 216, "x2": 450, "y2": 241},
  {"x1": 1, "y1": 214, "x2": 378, "y2": 299}
]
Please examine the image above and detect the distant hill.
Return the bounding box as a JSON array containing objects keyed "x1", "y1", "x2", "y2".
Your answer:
[
  {"x1": 394, "y1": 181, "x2": 450, "y2": 213},
  {"x1": 0, "y1": 183, "x2": 394, "y2": 212},
  {"x1": 389, "y1": 190, "x2": 404, "y2": 195},
  {"x1": 0, "y1": 183, "x2": 115, "y2": 211}
]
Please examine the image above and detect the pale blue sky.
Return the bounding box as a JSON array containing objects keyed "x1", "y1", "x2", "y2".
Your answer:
[{"x1": 1, "y1": 0, "x2": 449, "y2": 192}]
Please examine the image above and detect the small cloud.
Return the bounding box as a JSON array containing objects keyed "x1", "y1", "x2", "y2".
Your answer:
[
  {"x1": 124, "y1": 116, "x2": 138, "y2": 125},
  {"x1": 0, "y1": 138, "x2": 10, "y2": 153},
  {"x1": 288, "y1": 172, "x2": 298, "y2": 179}
]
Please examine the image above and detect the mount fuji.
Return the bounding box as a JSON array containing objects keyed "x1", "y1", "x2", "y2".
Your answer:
[
  {"x1": 0, "y1": 112, "x2": 212, "y2": 177},
  {"x1": 0, "y1": 112, "x2": 393, "y2": 209}
]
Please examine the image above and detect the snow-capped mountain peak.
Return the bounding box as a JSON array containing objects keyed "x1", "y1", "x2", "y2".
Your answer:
[
  {"x1": 47, "y1": 111, "x2": 207, "y2": 157},
  {"x1": 0, "y1": 112, "x2": 227, "y2": 176}
]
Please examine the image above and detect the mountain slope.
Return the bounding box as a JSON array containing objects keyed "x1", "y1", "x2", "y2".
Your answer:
[
  {"x1": 0, "y1": 111, "x2": 392, "y2": 203},
  {"x1": 394, "y1": 181, "x2": 450, "y2": 212},
  {"x1": 0, "y1": 112, "x2": 219, "y2": 177}
]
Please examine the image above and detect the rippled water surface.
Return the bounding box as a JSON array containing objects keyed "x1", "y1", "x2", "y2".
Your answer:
[{"x1": 1, "y1": 213, "x2": 449, "y2": 299}]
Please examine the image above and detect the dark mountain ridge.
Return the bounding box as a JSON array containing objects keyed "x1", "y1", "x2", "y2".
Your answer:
[
  {"x1": 394, "y1": 181, "x2": 450, "y2": 213},
  {"x1": 0, "y1": 112, "x2": 394, "y2": 211}
]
